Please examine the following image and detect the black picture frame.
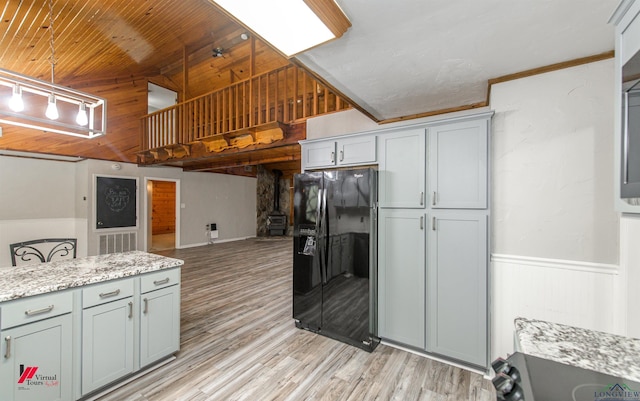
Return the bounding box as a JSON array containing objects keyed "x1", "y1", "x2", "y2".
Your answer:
[{"x1": 96, "y1": 176, "x2": 138, "y2": 229}]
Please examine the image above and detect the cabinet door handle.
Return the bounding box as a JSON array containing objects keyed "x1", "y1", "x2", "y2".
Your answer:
[
  {"x1": 128, "y1": 301, "x2": 133, "y2": 319},
  {"x1": 99, "y1": 289, "x2": 121, "y2": 299},
  {"x1": 331, "y1": 151, "x2": 335, "y2": 163},
  {"x1": 432, "y1": 191, "x2": 437, "y2": 206},
  {"x1": 4, "y1": 336, "x2": 10, "y2": 359},
  {"x1": 432, "y1": 216, "x2": 437, "y2": 231},
  {"x1": 339, "y1": 150, "x2": 344, "y2": 161},
  {"x1": 420, "y1": 216, "x2": 424, "y2": 230},
  {"x1": 143, "y1": 298, "x2": 149, "y2": 314},
  {"x1": 153, "y1": 278, "x2": 170, "y2": 286},
  {"x1": 25, "y1": 305, "x2": 54, "y2": 316},
  {"x1": 420, "y1": 192, "x2": 424, "y2": 206}
]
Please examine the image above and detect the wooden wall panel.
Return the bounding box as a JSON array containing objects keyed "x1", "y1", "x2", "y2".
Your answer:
[
  {"x1": 151, "y1": 181, "x2": 176, "y2": 235},
  {"x1": 0, "y1": 77, "x2": 148, "y2": 162}
]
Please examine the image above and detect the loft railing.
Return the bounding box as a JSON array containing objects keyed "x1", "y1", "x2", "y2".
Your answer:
[{"x1": 141, "y1": 65, "x2": 350, "y2": 150}]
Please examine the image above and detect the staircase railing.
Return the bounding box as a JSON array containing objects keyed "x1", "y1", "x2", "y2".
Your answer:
[{"x1": 141, "y1": 65, "x2": 350, "y2": 150}]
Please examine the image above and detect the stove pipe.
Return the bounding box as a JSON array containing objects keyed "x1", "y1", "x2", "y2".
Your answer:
[{"x1": 273, "y1": 169, "x2": 282, "y2": 212}]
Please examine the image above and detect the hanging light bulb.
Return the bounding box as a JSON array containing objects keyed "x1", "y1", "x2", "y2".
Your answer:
[
  {"x1": 9, "y1": 84, "x2": 24, "y2": 112},
  {"x1": 76, "y1": 102, "x2": 88, "y2": 125},
  {"x1": 45, "y1": 93, "x2": 58, "y2": 120}
]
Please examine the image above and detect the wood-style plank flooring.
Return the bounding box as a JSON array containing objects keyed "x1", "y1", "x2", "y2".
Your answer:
[{"x1": 97, "y1": 237, "x2": 496, "y2": 401}]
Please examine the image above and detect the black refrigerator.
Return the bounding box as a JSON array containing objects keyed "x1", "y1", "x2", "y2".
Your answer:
[{"x1": 293, "y1": 168, "x2": 379, "y2": 352}]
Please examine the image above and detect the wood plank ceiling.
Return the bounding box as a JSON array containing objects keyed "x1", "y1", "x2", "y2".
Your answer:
[{"x1": 0, "y1": 0, "x2": 300, "y2": 176}]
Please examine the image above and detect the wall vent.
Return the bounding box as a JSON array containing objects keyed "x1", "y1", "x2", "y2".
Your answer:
[{"x1": 98, "y1": 232, "x2": 137, "y2": 255}]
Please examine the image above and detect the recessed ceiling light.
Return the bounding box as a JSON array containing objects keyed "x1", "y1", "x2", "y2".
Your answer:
[{"x1": 211, "y1": 0, "x2": 350, "y2": 57}]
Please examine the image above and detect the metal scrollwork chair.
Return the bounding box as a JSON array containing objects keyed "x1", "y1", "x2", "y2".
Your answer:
[{"x1": 10, "y1": 238, "x2": 77, "y2": 266}]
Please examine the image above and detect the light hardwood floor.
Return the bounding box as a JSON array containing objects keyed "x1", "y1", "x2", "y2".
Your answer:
[{"x1": 96, "y1": 237, "x2": 496, "y2": 401}]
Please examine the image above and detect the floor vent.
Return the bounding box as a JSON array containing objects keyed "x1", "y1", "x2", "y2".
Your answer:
[{"x1": 98, "y1": 232, "x2": 137, "y2": 255}]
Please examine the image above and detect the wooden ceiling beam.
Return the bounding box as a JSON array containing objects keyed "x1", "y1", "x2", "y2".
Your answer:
[{"x1": 184, "y1": 154, "x2": 300, "y2": 172}]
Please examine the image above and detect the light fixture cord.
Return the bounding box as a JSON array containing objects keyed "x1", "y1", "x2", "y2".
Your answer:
[{"x1": 48, "y1": 0, "x2": 56, "y2": 85}]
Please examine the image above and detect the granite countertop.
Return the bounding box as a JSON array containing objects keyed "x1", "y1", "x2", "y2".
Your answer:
[
  {"x1": 515, "y1": 317, "x2": 640, "y2": 382},
  {"x1": 0, "y1": 251, "x2": 184, "y2": 302}
]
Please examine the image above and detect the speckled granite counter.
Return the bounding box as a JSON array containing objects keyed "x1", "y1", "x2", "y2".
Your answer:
[
  {"x1": 0, "y1": 251, "x2": 184, "y2": 302},
  {"x1": 515, "y1": 317, "x2": 640, "y2": 382}
]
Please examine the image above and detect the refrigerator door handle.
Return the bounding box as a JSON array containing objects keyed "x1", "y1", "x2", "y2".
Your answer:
[{"x1": 320, "y1": 187, "x2": 329, "y2": 284}]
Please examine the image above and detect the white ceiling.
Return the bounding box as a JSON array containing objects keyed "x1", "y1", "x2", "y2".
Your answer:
[{"x1": 295, "y1": 0, "x2": 620, "y2": 121}]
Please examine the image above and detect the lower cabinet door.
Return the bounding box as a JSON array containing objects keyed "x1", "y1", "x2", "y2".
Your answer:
[
  {"x1": 82, "y1": 297, "x2": 134, "y2": 395},
  {"x1": 378, "y1": 208, "x2": 426, "y2": 349},
  {"x1": 428, "y1": 211, "x2": 488, "y2": 367},
  {"x1": 0, "y1": 314, "x2": 72, "y2": 401},
  {"x1": 140, "y1": 285, "x2": 180, "y2": 367}
]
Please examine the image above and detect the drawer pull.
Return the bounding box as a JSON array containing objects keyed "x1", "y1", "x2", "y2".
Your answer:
[
  {"x1": 153, "y1": 278, "x2": 170, "y2": 286},
  {"x1": 25, "y1": 305, "x2": 54, "y2": 316},
  {"x1": 99, "y1": 289, "x2": 121, "y2": 298},
  {"x1": 4, "y1": 336, "x2": 11, "y2": 359},
  {"x1": 143, "y1": 298, "x2": 149, "y2": 314}
]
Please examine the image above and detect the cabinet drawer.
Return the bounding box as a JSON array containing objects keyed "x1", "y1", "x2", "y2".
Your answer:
[
  {"x1": 1, "y1": 291, "x2": 73, "y2": 329},
  {"x1": 83, "y1": 278, "x2": 134, "y2": 309},
  {"x1": 141, "y1": 268, "x2": 180, "y2": 293}
]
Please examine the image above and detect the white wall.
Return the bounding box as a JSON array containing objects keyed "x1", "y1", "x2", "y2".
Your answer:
[
  {"x1": 490, "y1": 58, "x2": 624, "y2": 359},
  {"x1": 0, "y1": 156, "x2": 88, "y2": 265},
  {"x1": 621, "y1": 214, "x2": 640, "y2": 338},
  {"x1": 492, "y1": 59, "x2": 618, "y2": 263},
  {"x1": 0, "y1": 156, "x2": 257, "y2": 266}
]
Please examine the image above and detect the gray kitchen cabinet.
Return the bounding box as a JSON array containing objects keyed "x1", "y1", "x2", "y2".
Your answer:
[
  {"x1": 139, "y1": 269, "x2": 181, "y2": 368},
  {"x1": 429, "y1": 118, "x2": 488, "y2": 209},
  {"x1": 378, "y1": 208, "x2": 426, "y2": 349},
  {"x1": 378, "y1": 128, "x2": 426, "y2": 208},
  {"x1": 0, "y1": 293, "x2": 73, "y2": 401},
  {"x1": 427, "y1": 211, "x2": 487, "y2": 367},
  {"x1": 301, "y1": 134, "x2": 376, "y2": 170},
  {"x1": 302, "y1": 140, "x2": 336, "y2": 169},
  {"x1": 81, "y1": 279, "x2": 135, "y2": 395}
]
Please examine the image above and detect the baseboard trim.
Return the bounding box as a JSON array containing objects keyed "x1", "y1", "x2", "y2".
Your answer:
[
  {"x1": 379, "y1": 339, "x2": 488, "y2": 377},
  {"x1": 81, "y1": 356, "x2": 176, "y2": 400},
  {"x1": 491, "y1": 253, "x2": 619, "y2": 275},
  {"x1": 177, "y1": 236, "x2": 257, "y2": 249}
]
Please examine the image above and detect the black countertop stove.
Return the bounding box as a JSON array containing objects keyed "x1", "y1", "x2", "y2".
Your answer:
[{"x1": 492, "y1": 352, "x2": 640, "y2": 401}]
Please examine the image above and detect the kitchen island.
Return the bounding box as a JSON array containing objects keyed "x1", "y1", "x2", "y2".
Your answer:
[
  {"x1": 0, "y1": 251, "x2": 183, "y2": 401},
  {"x1": 514, "y1": 317, "x2": 640, "y2": 382}
]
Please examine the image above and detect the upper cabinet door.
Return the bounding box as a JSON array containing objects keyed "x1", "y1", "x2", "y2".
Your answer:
[
  {"x1": 336, "y1": 135, "x2": 376, "y2": 166},
  {"x1": 302, "y1": 141, "x2": 337, "y2": 169},
  {"x1": 302, "y1": 135, "x2": 376, "y2": 170},
  {"x1": 378, "y1": 128, "x2": 426, "y2": 208},
  {"x1": 429, "y1": 119, "x2": 488, "y2": 209}
]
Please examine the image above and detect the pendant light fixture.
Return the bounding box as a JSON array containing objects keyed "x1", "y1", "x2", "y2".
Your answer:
[
  {"x1": 46, "y1": 0, "x2": 58, "y2": 121},
  {"x1": 9, "y1": 85, "x2": 24, "y2": 112},
  {"x1": 0, "y1": 0, "x2": 106, "y2": 138}
]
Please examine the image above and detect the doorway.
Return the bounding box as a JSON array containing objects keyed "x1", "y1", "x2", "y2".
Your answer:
[{"x1": 145, "y1": 178, "x2": 180, "y2": 251}]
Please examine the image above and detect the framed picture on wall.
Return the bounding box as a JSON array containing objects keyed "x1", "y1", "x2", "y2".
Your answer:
[{"x1": 95, "y1": 175, "x2": 138, "y2": 229}]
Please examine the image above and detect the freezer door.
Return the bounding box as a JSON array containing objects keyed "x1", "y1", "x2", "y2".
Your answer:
[{"x1": 293, "y1": 172, "x2": 323, "y2": 330}]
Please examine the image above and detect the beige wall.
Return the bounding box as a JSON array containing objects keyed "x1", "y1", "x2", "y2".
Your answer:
[{"x1": 0, "y1": 156, "x2": 257, "y2": 266}]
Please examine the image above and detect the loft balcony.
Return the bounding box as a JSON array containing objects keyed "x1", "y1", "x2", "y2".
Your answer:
[{"x1": 137, "y1": 64, "x2": 351, "y2": 173}]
